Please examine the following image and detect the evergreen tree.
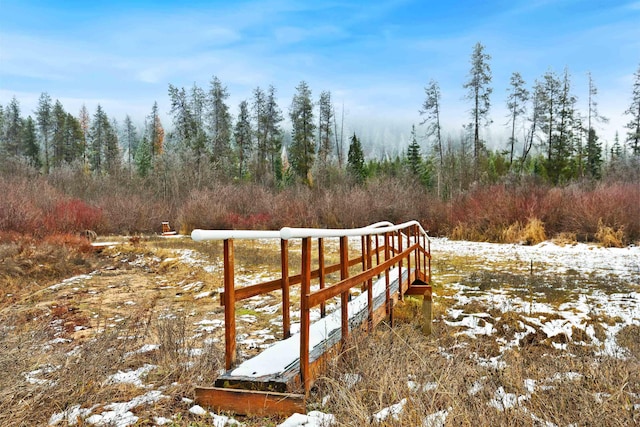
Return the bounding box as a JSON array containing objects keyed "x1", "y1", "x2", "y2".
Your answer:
[
  {"x1": 36, "y1": 93, "x2": 53, "y2": 173},
  {"x1": 208, "y1": 76, "x2": 232, "y2": 167},
  {"x1": 252, "y1": 85, "x2": 285, "y2": 182},
  {"x1": 317, "y1": 90, "x2": 334, "y2": 166},
  {"x1": 581, "y1": 72, "x2": 608, "y2": 177},
  {"x1": 88, "y1": 105, "x2": 110, "y2": 173},
  {"x1": 22, "y1": 116, "x2": 41, "y2": 168},
  {"x1": 585, "y1": 128, "x2": 602, "y2": 179},
  {"x1": 347, "y1": 132, "x2": 366, "y2": 183},
  {"x1": 79, "y1": 104, "x2": 90, "y2": 167},
  {"x1": 289, "y1": 81, "x2": 316, "y2": 184},
  {"x1": 406, "y1": 124, "x2": 423, "y2": 176},
  {"x1": 104, "y1": 118, "x2": 120, "y2": 172},
  {"x1": 147, "y1": 101, "x2": 164, "y2": 157},
  {"x1": 419, "y1": 79, "x2": 443, "y2": 167},
  {"x1": 234, "y1": 100, "x2": 252, "y2": 179},
  {"x1": 624, "y1": 64, "x2": 640, "y2": 155},
  {"x1": 122, "y1": 115, "x2": 138, "y2": 171},
  {"x1": 51, "y1": 100, "x2": 67, "y2": 167},
  {"x1": 135, "y1": 135, "x2": 152, "y2": 177},
  {"x1": 463, "y1": 42, "x2": 492, "y2": 178},
  {"x1": 2, "y1": 97, "x2": 22, "y2": 157},
  {"x1": 62, "y1": 113, "x2": 84, "y2": 164},
  {"x1": 506, "y1": 72, "x2": 529, "y2": 167}
]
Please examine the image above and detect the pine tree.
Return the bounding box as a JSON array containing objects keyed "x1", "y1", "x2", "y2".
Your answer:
[
  {"x1": 2, "y1": 97, "x2": 22, "y2": 157},
  {"x1": 62, "y1": 113, "x2": 84, "y2": 164},
  {"x1": 89, "y1": 105, "x2": 110, "y2": 173},
  {"x1": 506, "y1": 72, "x2": 529, "y2": 167},
  {"x1": 36, "y1": 93, "x2": 53, "y2": 173},
  {"x1": 79, "y1": 104, "x2": 90, "y2": 167},
  {"x1": 406, "y1": 124, "x2": 423, "y2": 177},
  {"x1": 104, "y1": 118, "x2": 120, "y2": 173},
  {"x1": 208, "y1": 76, "x2": 232, "y2": 167},
  {"x1": 22, "y1": 116, "x2": 41, "y2": 168},
  {"x1": 463, "y1": 42, "x2": 492, "y2": 178},
  {"x1": 347, "y1": 132, "x2": 366, "y2": 183},
  {"x1": 419, "y1": 79, "x2": 443, "y2": 167},
  {"x1": 234, "y1": 100, "x2": 252, "y2": 179},
  {"x1": 122, "y1": 115, "x2": 138, "y2": 171},
  {"x1": 624, "y1": 64, "x2": 640, "y2": 155},
  {"x1": 581, "y1": 72, "x2": 608, "y2": 177},
  {"x1": 585, "y1": 128, "x2": 602, "y2": 179},
  {"x1": 147, "y1": 101, "x2": 164, "y2": 157},
  {"x1": 317, "y1": 90, "x2": 334, "y2": 166},
  {"x1": 289, "y1": 81, "x2": 316, "y2": 184},
  {"x1": 135, "y1": 135, "x2": 152, "y2": 177},
  {"x1": 51, "y1": 100, "x2": 67, "y2": 167}
]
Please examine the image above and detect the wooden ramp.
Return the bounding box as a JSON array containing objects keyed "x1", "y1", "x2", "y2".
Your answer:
[{"x1": 191, "y1": 221, "x2": 432, "y2": 416}]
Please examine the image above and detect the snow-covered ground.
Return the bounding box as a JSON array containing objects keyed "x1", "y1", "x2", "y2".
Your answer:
[{"x1": 41, "y1": 238, "x2": 639, "y2": 427}]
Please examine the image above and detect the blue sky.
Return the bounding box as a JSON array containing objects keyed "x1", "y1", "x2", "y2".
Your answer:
[{"x1": 1, "y1": 0, "x2": 639, "y2": 154}]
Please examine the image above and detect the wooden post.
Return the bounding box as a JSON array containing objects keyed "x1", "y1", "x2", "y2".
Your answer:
[
  {"x1": 422, "y1": 287, "x2": 433, "y2": 335},
  {"x1": 223, "y1": 239, "x2": 236, "y2": 370},
  {"x1": 416, "y1": 227, "x2": 421, "y2": 276},
  {"x1": 300, "y1": 237, "x2": 312, "y2": 393},
  {"x1": 384, "y1": 232, "x2": 391, "y2": 315},
  {"x1": 339, "y1": 236, "x2": 349, "y2": 346},
  {"x1": 281, "y1": 239, "x2": 290, "y2": 339},
  {"x1": 398, "y1": 231, "x2": 404, "y2": 301},
  {"x1": 406, "y1": 228, "x2": 411, "y2": 285},
  {"x1": 318, "y1": 238, "x2": 326, "y2": 318},
  {"x1": 366, "y1": 234, "x2": 373, "y2": 330},
  {"x1": 374, "y1": 234, "x2": 380, "y2": 277},
  {"x1": 428, "y1": 238, "x2": 431, "y2": 284}
]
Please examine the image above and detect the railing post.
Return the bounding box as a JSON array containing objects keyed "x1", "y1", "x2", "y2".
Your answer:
[
  {"x1": 428, "y1": 238, "x2": 431, "y2": 284},
  {"x1": 416, "y1": 226, "x2": 421, "y2": 277},
  {"x1": 318, "y1": 238, "x2": 326, "y2": 318},
  {"x1": 384, "y1": 232, "x2": 391, "y2": 315},
  {"x1": 366, "y1": 234, "x2": 373, "y2": 330},
  {"x1": 398, "y1": 230, "x2": 404, "y2": 301},
  {"x1": 374, "y1": 234, "x2": 380, "y2": 278},
  {"x1": 300, "y1": 237, "x2": 311, "y2": 393},
  {"x1": 406, "y1": 227, "x2": 412, "y2": 285},
  {"x1": 340, "y1": 236, "x2": 349, "y2": 346},
  {"x1": 281, "y1": 239, "x2": 290, "y2": 339},
  {"x1": 223, "y1": 239, "x2": 236, "y2": 370}
]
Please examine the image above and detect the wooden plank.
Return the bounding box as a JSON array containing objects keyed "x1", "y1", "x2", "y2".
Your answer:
[
  {"x1": 223, "y1": 239, "x2": 236, "y2": 370},
  {"x1": 195, "y1": 387, "x2": 306, "y2": 417}
]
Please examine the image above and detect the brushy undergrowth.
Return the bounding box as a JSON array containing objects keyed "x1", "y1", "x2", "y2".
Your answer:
[{"x1": 2, "y1": 173, "x2": 638, "y2": 244}]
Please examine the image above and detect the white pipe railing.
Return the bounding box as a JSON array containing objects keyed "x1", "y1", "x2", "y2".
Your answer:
[{"x1": 191, "y1": 220, "x2": 429, "y2": 242}]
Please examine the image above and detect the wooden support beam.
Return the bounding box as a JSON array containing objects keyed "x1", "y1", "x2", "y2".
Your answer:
[
  {"x1": 281, "y1": 239, "x2": 290, "y2": 339},
  {"x1": 223, "y1": 239, "x2": 236, "y2": 370},
  {"x1": 385, "y1": 232, "x2": 390, "y2": 315},
  {"x1": 366, "y1": 234, "x2": 373, "y2": 330},
  {"x1": 195, "y1": 387, "x2": 306, "y2": 417},
  {"x1": 423, "y1": 286, "x2": 432, "y2": 336},
  {"x1": 300, "y1": 237, "x2": 312, "y2": 394},
  {"x1": 339, "y1": 236, "x2": 349, "y2": 347},
  {"x1": 318, "y1": 238, "x2": 326, "y2": 318}
]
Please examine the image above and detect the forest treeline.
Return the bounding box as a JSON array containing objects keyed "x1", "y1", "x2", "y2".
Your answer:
[{"x1": 1, "y1": 44, "x2": 639, "y2": 243}]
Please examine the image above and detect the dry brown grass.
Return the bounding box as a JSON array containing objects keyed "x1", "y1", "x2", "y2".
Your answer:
[
  {"x1": 595, "y1": 219, "x2": 626, "y2": 247},
  {"x1": 310, "y1": 316, "x2": 640, "y2": 426}
]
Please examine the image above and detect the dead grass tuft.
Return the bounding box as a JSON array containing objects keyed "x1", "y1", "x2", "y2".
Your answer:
[{"x1": 595, "y1": 219, "x2": 626, "y2": 247}]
